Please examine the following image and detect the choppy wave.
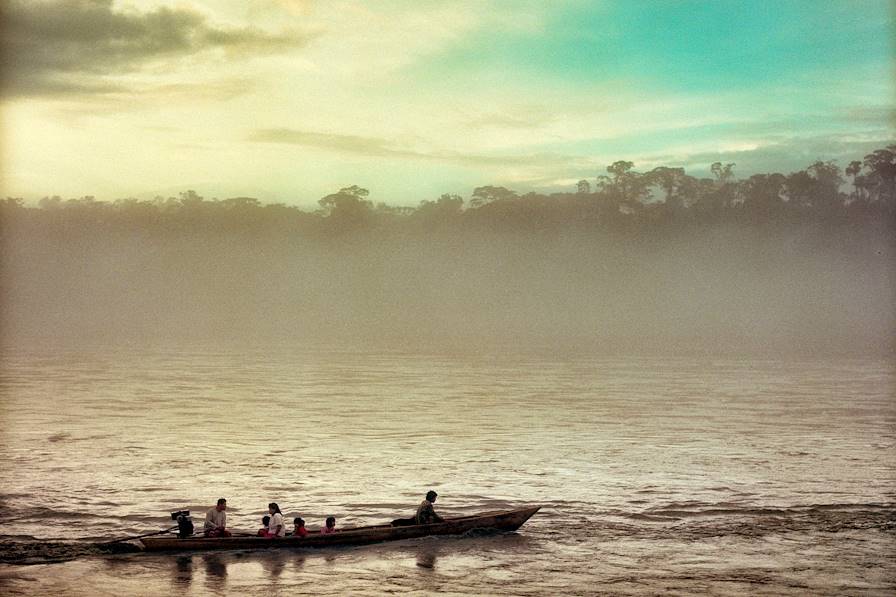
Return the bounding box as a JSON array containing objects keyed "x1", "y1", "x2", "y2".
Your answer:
[
  {"x1": 636, "y1": 501, "x2": 895, "y2": 520},
  {"x1": 1, "y1": 350, "x2": 894, "y2": 595}
]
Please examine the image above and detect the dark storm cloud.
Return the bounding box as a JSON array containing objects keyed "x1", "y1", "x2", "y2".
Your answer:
[{"x1": 0, "y1": 0, "x2": 313, "y2": 98}]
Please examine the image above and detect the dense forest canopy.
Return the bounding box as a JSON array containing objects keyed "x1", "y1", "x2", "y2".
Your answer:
[
  {"x1": 1, "y1": 147, "x2": 894, "y2": 355},
  {"x1": 3, "y1": 145, "x2": 894, "y2": 231}
]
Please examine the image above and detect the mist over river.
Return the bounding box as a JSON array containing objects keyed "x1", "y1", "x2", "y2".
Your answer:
[{"x1": 0, "y1": 347, "x2": 893, "y2": 595}]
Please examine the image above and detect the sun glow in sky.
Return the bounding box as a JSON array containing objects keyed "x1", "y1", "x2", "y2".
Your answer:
[{"x1": 1, "y1": 0, "x2": 893, "y2": 206}]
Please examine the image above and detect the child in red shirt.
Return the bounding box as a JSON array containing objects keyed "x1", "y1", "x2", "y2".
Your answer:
[
  {"x1": 292, "y1": 517, "x2": 308, "y2": 537},
  {"x1": 257, "y1": 515, "x2": 272, "y2": 537}
]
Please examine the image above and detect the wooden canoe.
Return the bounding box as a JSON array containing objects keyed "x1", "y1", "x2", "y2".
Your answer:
[{"x1": 140, "y1": 506, "x2": 540, "y2": 552}]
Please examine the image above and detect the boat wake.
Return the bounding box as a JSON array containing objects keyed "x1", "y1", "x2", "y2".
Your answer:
[{"x1": 0, "y1": 540, "x2": 141, "y2": 565}]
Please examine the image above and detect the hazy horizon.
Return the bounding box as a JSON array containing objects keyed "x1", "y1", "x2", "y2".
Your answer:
[{"x1": 3, "y1": 184, "x2": 893, "y2": 356}]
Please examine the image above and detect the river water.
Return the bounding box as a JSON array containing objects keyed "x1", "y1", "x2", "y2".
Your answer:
[{"x1": 0, "y1": 347, "x2": 893, "y2": 595}]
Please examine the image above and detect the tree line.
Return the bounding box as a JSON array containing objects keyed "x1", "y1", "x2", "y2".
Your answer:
[{"x1": 2, "y1": 145, "x2": 893, "y2": 237}]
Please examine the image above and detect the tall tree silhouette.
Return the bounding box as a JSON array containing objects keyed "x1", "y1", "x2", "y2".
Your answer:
[
  {"x1": 318, "y1": 185, "x2": 373, "y2": 229},
  {"x1": 862, "y1": 146, "x2": 896, "y2": 208},
  {"x1": 470, "y1": 186, "x2": 517, "y2": 208}
]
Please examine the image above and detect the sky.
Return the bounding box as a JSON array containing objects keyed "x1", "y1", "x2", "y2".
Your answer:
[{"x1": 1, "y1": 0, "x2": 894, "y2": 207}]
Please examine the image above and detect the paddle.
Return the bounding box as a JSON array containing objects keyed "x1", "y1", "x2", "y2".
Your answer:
[{"x1": 96, "y1": 526, "x2": 178, "y2": 546}]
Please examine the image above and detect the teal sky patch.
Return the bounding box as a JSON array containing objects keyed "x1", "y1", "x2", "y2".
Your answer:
[{"x1": 416, "y1": 0, "x2": 893, "y2": 94}]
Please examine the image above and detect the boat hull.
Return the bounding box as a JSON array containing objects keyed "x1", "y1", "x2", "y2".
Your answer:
[{"x1": 140, "y1": 506, "x2": 540, "y2": 552}]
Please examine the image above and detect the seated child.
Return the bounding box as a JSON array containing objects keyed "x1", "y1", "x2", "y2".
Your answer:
[
  {"x1": 292, "y1": 517, "x2": 308, "y2": 538},
  {"x1": 257, "y1": 515, "x2": 271, "y2": 537},
  {"x1": 320, "y1": 516, "x2": 336, "y2": 534}
]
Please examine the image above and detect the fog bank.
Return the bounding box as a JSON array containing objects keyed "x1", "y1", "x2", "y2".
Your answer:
[{"x1": 2, "y1": 216, "x2": 892, "y2": 356}]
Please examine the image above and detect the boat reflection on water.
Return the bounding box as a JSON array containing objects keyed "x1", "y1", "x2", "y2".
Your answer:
[
  {"x1": 159, "y1": 530, "x2": 539, "y2": 594},
  {"x1": 415, "y1": 542, "x2": 441, "y2": 569},
  {"x1": 203, "y1": 553, "x2": 228, "y2": 592},
  {"x1": 165, "y1": 550, "x2": 309, "y2": 593},
  {"x1": 258, "y1": 552, "x2": 285, "y2": 579},
  {"x1": 162, "y1": 553, "x2": 228, "y2": 593},
  {"x1": 171, "y1": 555, "x2": 192, "y2": 591}
]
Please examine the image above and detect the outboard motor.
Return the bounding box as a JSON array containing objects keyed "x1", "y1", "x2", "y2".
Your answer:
[{"x1": 171, "y1": 510, "x2": 194, "y2": 538}]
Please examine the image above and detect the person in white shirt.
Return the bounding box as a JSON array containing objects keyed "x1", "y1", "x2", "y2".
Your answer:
[
  {"x1": 204, "y1": 498, "x2": 231, "y2": 537},
  {"x1": 267, "y1": 502, "x2": 286, "y2": 537}
]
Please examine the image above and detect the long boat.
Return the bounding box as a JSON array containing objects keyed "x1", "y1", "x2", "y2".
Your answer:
[{"x1": 140, "y1": 506, "x2": 540, "y2": 552}]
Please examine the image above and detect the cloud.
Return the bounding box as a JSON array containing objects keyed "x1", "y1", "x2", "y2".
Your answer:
[
  {"x1": 249, "y1": 127, "x2": 580, "y2": 168},
  {"x1": 250, "y1": 0, "x2": 314, "y2": 19},
  {"x1": 841, "y1": 105, "x2": 896, "y2": 126},
  {"x1": 0, "y1": 0, "x2": 314, "y2": 98},
  {"x1": 461, "y1": 105, "x2": 563, "y2": 130},
  {"x1": 666, "y1": 132, "x2": 896, "y2": 176},
  {"x1": 274, "y1": 2, "x2": 548, "y2": 83}
]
